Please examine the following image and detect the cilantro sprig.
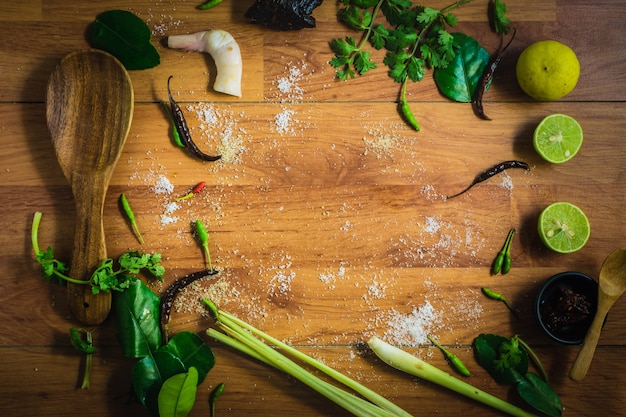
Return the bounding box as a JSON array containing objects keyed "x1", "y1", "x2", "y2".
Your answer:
[
  {"x1": 31, "y1": 212, "x2": 164, "y2": 294},
  {"x1": 474, "y1": 334, "x2": 562, "y2": 417},
  {"x1": 330, "y1": 0, "x2": 475, "y2": 130}
]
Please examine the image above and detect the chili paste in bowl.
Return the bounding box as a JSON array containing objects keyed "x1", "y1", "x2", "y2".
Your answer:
[{"x1": 535, "y1": 272, "x2": 598, "y2": 345}]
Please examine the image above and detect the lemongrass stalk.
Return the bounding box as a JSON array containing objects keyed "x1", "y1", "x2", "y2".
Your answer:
[
  {"x1": 203, "y1": 299, "x2": 410, "y2": 417},
  {"x1": 216, "y1": 309, "x2": 412, "y2": 417},
  {"x1": 208, "y1": 324, "x2": 398, "y2": 417},
  {"x1": 367, "y1": 336, "x2": 539, "y2": 417}
]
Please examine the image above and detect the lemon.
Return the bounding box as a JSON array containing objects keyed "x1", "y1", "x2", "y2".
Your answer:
[
  {"x1": 516, "y1": 40, "x2": 580, "y2": 101},
  {"x1": 533, "y1": 114, "x2": 583, "y2": 163},
  {"x1": 538, "y1": 202, "x2": 590, "y2": 253}
]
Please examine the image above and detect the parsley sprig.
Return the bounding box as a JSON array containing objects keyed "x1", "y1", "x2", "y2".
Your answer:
[
  {"x1": 330, "y1": 0, "x2": 475, "y2": 130},
  {"x1": 31, "y1": 212, "x2": 164, "y2": 294}
]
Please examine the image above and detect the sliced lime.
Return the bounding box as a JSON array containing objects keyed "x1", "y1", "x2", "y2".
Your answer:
[
  {"x1": 538, "y1": 202, "x2": 590, "y2": 253},
  {"x1": 533, "y1": 114, "x2": 583, "y2": 163}
]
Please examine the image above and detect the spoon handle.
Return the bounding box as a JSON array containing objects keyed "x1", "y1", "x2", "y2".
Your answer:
[
  {"x1": 67, "y1": 176, "x2": 112, "y2": 325},
  {"x1": 569, "y1": 301, "x2": 612, "y2": 381}
]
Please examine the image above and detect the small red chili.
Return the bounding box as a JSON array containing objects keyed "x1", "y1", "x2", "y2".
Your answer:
[{"x1": 175, "y1": 181, "x2": 206, "y2": 201}]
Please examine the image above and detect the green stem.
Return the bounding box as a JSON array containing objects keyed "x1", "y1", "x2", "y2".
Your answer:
[
  {"x1": 204, "y1": 300, "x2": 411, "y2": 417},
  {"x1": 81, "y1": 330, "x2": 93, "y2": 389},
  {"x1": 368, "y1": 336, "x2": 539, "y2": 417},
  {"x1": 517, "y1": 337, "x2": 549, "y2": 382}
]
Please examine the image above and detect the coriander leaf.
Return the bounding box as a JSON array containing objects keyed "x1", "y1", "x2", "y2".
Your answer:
[
  {"x1": 91, "y1": 10, "x2": 160, "y2": 70},
  {"x1": 338, "y1": 6, "x2": 369, "y2": 30},
  {"x1": 417, "y1": 7, "x2": 440, "y2": 25},
  {"x1": 406, "y1": 56, "x2": 426, "y2": 82},
  {"x1": 330, "y1": 37, "x2": 357, "y2": 57},
  {"x1": 433, "y1": 32, "x2": 490, "y2": 102},
  {"x1": 370, "y1": 24, "x2": 389, "y2": 50},
  {"x1": 354, "y1": 51, "x2": 377, "y2": 75},
  {"x1": 491, "y1": 0, "x2": 512, "y2": 35},
  {"x1": 517, "y1": 372, "x2": 563, "y2": 417}
]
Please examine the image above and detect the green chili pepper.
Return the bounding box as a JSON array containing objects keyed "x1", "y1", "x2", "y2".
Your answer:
[
  {"x1": 399, "y1": 80, "x2": 420, "y2": 131},
  {"x1": 197, "y1": 0, "x2": 223, "y2": 10},
  {"x1": 209, "y1": 382, "x2": 225, "y2": 417},
  {"x1": 195, "y1": 219, "x2": 213, "y2": 271},
  {"x1": 161, "y1": 101, "x2": 185, "y2": 148},
  {"x1": 427, "y1": 335, "x2": 471, "y2": 377},
  {"x1": 481, "y1": 287, "x2": 519, "y2": 320},
  {"x1": 120, "y1": 193, "x2": 144, "y2": 245},
  {"x1": 491, "y1": 228, "x2": 515, "y2": 275}
]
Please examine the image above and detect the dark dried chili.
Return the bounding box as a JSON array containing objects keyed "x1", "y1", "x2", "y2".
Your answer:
[
  {"x1": 167, "y1": 76, "x2": 221, "y2": 162},
  {"x1": 447, "y1": 160, "x2": 530, "y2": 199},
  {"x1": 472, "y1": 29, "x2": 516, "y2": 120},
  {"x1": 160, "y1": 268, "x2": 219, "y2": 342}
]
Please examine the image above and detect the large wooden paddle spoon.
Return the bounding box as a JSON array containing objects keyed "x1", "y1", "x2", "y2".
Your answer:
[
  {"x1": 46, "y1": 49, "x2": 134, "y2": 325},
  {"x1": 569, "y1": 248, "x2": 626, "y2": 381}
]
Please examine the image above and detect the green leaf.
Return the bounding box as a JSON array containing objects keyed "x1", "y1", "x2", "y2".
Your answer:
[
  {"x1": 69, "y1": 328, "x2": 96, "y2": 354},
  {"x1": 159, "y1": 332, "x2": 215, "y2": 384},
  {"x1": 354, "y1": 51, "x2": 377, "y2": 75},
  {"x1": 330, "y1": 37, "x2": 357, "y2": 57},
  {"x1": 473, "y1": 333, "x2": 527, "y2": 385},
  {"x1": 133, "y1": 351, "x2": 186, "y2": 416},
  {"x1": 158, "y1": 367, "x2": 199, "y2": 417},
  {"x1": 113, "y1": 280, "x2": 162, "y2": 358},
  {"x1": 491, "y1": 0, "x2": 512, "y2": 35},
  {"x1": 517, "y1": 372, "x2": 563, "y2": 417},
  {"x1": 91, "y1": 10, "x2": 160, "y2": 70},
  {"x1": 433, "y1": 32, "x2": 489, "y2": 102}
]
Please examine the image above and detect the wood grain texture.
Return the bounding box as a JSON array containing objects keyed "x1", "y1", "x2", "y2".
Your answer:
[{"x1": 1, "y1": 1, "x2": 626, "y2": 416}]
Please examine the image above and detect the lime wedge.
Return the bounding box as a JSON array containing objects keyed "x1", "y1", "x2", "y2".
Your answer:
[
  {"x1": 538, "y1": 202, "x2": 590, "y2": 253},
  {"x1": 533, "y1": 114, "x2": 583, "y2": 163}
]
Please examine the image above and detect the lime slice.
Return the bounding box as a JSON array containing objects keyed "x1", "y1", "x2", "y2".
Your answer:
[
  {"x1": 538, "y1": 202, "x2": 590, "y2": 253},
  {"x1": 533, "y1": 114, "x2": 583, "y2": 163}
]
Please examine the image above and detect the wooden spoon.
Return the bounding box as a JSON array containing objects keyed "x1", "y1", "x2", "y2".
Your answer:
[
  {"x1": 46, "y1": 49, "x2": 134, "y2": 325},
  {"x1": 569, "y1": 248, "x2": 626, "y2": 381}
]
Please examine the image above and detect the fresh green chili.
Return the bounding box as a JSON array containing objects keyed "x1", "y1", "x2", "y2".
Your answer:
[
  {"x1": 161, "y1": 101, "x2": 185, "y2": 148},
  {"x1": 195, "y1": 219, "x2": 213, "y2": 271},
  {"x1": 492, "y1": 228, "x2": 515, "y2": 275},
  {"x1": 481, "y1": 287, "x2": 519, "y2": 320},
  {"x1": 209, "y1": 382, "x2": 225, "y2": 417},
  {"x1": 399, "y1": 80, "x2": 420, "y2": 131},
  {"x1": 120, "y1": 193, "x2": 144, "y2": 245},
  {"x1": 197, "y1": 0, "x2": 223, "y2": 10},
  {"x1": 427, "y1": 335, "x2": 471, "y2": 377}
]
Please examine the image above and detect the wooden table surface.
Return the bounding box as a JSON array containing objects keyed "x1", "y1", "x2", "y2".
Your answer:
[{"x1": 1, "y1": 1, "x2": 625, "y2": 416}]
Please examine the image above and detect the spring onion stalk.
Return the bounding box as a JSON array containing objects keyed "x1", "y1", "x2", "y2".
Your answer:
[
  {"x1": 203, "y1": 299, "x2": 411, "y2": 417},
  {"x1": 367, "y1": 336, "x2": 539, "y2": 417}
]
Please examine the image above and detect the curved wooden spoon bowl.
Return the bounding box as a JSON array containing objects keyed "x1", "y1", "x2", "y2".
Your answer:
[
  {"x1": 569, "y1": 248, "x2": 626, "y2": 381},
  {"x1": 46, "y1": 49, "x2": 134, "y2": 325}
]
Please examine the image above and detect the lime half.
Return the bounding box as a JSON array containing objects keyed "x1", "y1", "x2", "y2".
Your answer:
[
  {"x1": 533, "y1": 114, "x2": 583, "y2": 163},
  {"x1": 538, "y1": 202, "x2": 590, "y2": 253}
]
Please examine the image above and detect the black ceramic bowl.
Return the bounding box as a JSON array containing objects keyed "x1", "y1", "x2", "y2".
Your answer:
[{"x1": 535, "y1": 271, "x2": 598, "y2": 345}]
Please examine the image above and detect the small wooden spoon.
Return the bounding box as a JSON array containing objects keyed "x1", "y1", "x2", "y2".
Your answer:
[
  {"x1": 46, "y1": 49, "x2": 134, "y2": 325},
  {"x1": 569, "y1": 248, "x2": 626, "y2": 381}
]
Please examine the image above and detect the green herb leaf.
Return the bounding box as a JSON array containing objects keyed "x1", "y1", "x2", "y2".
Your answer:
[
  {"x1": 133, "y1": 351, "x2": 186, "y2": 416},
  {"x1": 158, "y1": 332, "x2": 215, "y2": 385},
  {"x1": 473, "y1": 333, "x2": 528, "y2": 385},
  {"x1": 113, "y1": 280, "x2": 162, "y2": 358},
  {"x1": 69, "y1": 327, "x2": 96, "y2": 354},
  {"x1": 491, "y1": 0, "x2": 512, "y2": 35},
  {"x1": 434, "y1": 32, "x2": 490, "y2": 102},
  {"x1": 517, "y1": 372, "x2": 563, "y2": 417},
  {"x1": 158, "y1": 367, "x2": 199, "y2": 417},
  {"x1": 91, "y1": 10, "x2": 160, "y2": 70}
]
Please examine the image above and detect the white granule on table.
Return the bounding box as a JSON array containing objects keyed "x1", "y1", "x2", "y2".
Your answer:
[
  {"x1": 152, "y1": 174, "x2": 175, "y2": 195},
  {"x1": 423, "y1": 216, "x2": 442, "y2": 234},
  {"x1": 274, "y1": 108, "x2": 295, "y2": 134},
  {"x1": 384, "y1": 301, "x2": 442, "y2": 345},
  {"x1": 499, "y1": 172, "x2": 514, "y2": 191}
]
